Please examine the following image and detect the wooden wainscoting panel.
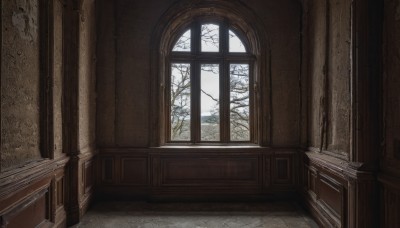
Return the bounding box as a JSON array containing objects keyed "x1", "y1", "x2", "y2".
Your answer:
[
  {"x1": 101, "y1": 157, "x2": 115, "y2": 184},
  {"x1": 56, "y1": 177, "x2": 64, "y2": 208},
  {"x1": 303, "y1": 152, "x2": 379, "y2": 228},
  {"x1": 264, "y1": 156, "x2": 271, "y2": 188},
  {"x1": 309, "y1": 167, "x2": 317, "y2": 194},
  {"x1": 379, "y1": 174, "x2": 400, "y2": 228},
  {"x1": 52, "y1": 166, "x2": 67, "y2": 227},
  {"x1": 159, "y1": 155, "x2": 260, "y2": 187},
  {"x1": 318, "y1": 173, "x2": 344, "y2": 219},
  {"x1": 97, "y1": 148, "x2": 300, "y2": 199},
  {"x1": 84, "y1": 159, "x2": 94, "y2": 194},
  {"x1": 121, "y1": 157, "x2": 148, "y2": 185},
  {"x1": 2, "y1": 188, "x2": 50, "y2": 228},
  {"x1": 0, "y1": 157, "x2": 68, "y2": 228},
  {"x1": 272, "y1": 153, "x2": 295, "y2": 187}
]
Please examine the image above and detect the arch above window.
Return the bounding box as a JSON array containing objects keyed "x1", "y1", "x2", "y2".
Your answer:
[{"x1": 150, "y1": 0, "x2": 271, "y2": 146}]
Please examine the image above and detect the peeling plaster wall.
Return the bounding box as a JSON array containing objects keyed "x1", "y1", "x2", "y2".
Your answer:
[
  {"x1": 1, "y1": 0, "x2": 41, "y2": 171},
  {"x1": 96, "y1": 0, "x2": 302, "y2": 147},
  {"x1": 308, "y1": 0, "x2": 327, "y2": 151},
  {"x1": 383, "y1": 0, "x2": 400, "y2": 176},
  {"x1": 78, "y1": 0, "x2": 96, "y2": 152},
  {"x1": 307, "y1": 0, "x2": 352, "y2": 157},
  {"x1": 326, "y1": 0, "x2": 351, "y2": 154},
  {"x1": 53, "y1": 0, "x2": 64, "y2": 157}
]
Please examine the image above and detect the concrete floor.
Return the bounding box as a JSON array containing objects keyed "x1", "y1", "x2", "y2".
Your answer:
[{"x1": 71, "y1": 201, "x2": 319, "y2": 228}]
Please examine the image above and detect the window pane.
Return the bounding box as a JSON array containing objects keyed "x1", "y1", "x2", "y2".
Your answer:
[
  {"x1": 201, "y1": 64, "x2": 220, "y2": 141},
  {"x1": 171, "y1": 63, "x2": 191, "y2": 141},
  {"x1": 172, "y1": 30, "x2": 191, "y2": 52},
  {"x1": 230, "y1": 64, "x2": 250, "y2": 141},
  {"x1": 201, "y1": 24, "x2": 219, "y2": 52},
  {"x1": 229, "y1": 30, "x2": 246, "y2": 53}
]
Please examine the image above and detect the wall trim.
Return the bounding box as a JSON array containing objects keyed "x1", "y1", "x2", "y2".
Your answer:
[
  {"x1": 96, "y1": 147, "x2": 300, "y2": 200},
  {"x1": 0, "y1": 156, "x2": 69, "y2": 210}
]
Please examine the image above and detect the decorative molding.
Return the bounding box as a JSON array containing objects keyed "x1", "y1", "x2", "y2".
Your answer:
[
  {"x1": 0, "y1": 156, "x2": 69, "y2": 207},
  {"x1": 67, "y1": 150, "x2": 96, "y2": 226},
  {"x1": 97, "y1": 147, "x2": 299, "y2": 199},
  {"x1": 0, "y1": 157, "x2": 68, "y2": 227},
  {"x1": 303, "y1": 151, "x2": 378, "y2": 227}
]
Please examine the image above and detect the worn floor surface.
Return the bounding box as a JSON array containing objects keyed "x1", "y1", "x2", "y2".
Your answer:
[{"x1": 71, "y1": 201, "x2": 319, "y2": 228}]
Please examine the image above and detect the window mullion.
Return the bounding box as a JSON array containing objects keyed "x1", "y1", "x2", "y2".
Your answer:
[
  {"x1": 250, "y1": 61, "x2": 256, "y2": 144},
  {"x1": 221, "y1": 24, "x2": 230, "y2": 143},
  {"x1": 192, "y1": 23, "x2": 201, "y2": 143}
]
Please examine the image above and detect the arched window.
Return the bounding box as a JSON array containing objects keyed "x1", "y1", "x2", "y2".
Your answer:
[{"x1": 167, "y1": 21, "x2": 255, "y2": 144}]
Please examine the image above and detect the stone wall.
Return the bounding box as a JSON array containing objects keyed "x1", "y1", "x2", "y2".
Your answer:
[
  {"x1": 78, "y1": 0, "x2": 96, "y2": 152},
  {"x1": 1, "y1": 0, "x2": 41, "y2": 171},
  {"x1": 307, "y1": 0, "x2": 352, "y2": 158}
]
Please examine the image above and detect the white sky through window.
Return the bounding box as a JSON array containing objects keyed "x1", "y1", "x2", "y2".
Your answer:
[
  {"x1": 229, "y1": 30, "x2": 246, "y2": 52},
  {"x1": 172, "y1": 30, "x2": 191, "y2": 52}
]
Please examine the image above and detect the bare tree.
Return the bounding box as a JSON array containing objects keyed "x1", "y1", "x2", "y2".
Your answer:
[
  {"x1": 173, "y1": 30, "x2": 191, "y2": 51},
  {"x1": 229, "y1": 64, "x2": 250, "y2": 141},
  {"x1": 170, "y1": 64, "x2": 191, "y2": 140}
]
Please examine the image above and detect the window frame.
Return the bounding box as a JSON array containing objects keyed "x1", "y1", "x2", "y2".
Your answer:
[{"x1": 166, "y1": 19, "x2": 257, "y2": 145}]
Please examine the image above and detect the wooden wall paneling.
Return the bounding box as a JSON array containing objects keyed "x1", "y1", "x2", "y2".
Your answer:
[
  {"x1": 303, "y1": 152, "x2": 379, "y2": 228},
  {"x1": 0, "y1": 156, "x2": 68, "y2": 228},
  {"x1": 272, "y1": 152, "x2": 296, "y2": 189},
  {"x1": 304, "y1": 168, "x2": 345, "y2": 226},
  {"x1": 159, "y1": 155, "x2": 260, "y2": 187},
  {"x1": 97, "y1": 148, "x2": 300, "y2": 199},
  {"x1": 2, "y1": 188, "x2": 51, "y2": 228},
  {"x1": 50, "y1": 166, "x2": 67, "y2": 227},
  {"x1": 317, "y1": 173, "x2": 344, "y2": 226},
  {"x1": 79, "y1": 153, "x2": 95, "y2": 221},
  {"x1": 100, "y1": 157, "x2": 115, "y2": 184},
  {"x1": 83, "y1": 159, "x2": 94, "y2": 195},
  {"x1": 263, "y1": 155, "x2": 271, "y2": 188},
  {"x1": 67, "y1": 151, "x2": 96, "y2": 225},
  {"x1": 350, "y1": 0, "x2": 383, "y2": 167},
  {"x1": 120, "y1": 157, "x2": 148, "y2": 186},
  {"x1": 378, "y1": 175, "x2": 400, "y2": 228}
]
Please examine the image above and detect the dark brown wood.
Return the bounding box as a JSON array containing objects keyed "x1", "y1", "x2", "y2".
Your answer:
[
  {"x1": 96, "y1": 147, "x2": 298, "y2": 199},
  {"x1": 5, "y1": 189, "x2": 49, "y2": 228},
  {"x1": 303, "y1": 152, "x2": 377, "y2": 228},
  {"x1": 379, "y1": 174, "x2": 400, "y2": 228},
  {"x1": 67, "y1": 151, "x2": 96, "y2": 225},
  {"x1": 0, "y1": 157, "x2": 68, "y2": 228},
  {"x1": 120, "y1": 157, "x2": 148, "y2": 185}
]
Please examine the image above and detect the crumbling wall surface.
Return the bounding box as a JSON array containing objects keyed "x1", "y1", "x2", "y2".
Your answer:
[
  {"x1": 78, "y1": 0, "x2": 96, "y2": 152},
  {"x1": 307, "y1": 0, "x2": 352, "y2": 157},
  {"x1": 383, "y1": 0, "x2": 400, "y2": 173},
  {"x1": 1, "y1": 0, "x2": 41, "y2": 171},
  {"x1": 96, "y1": 0, "x2": 302, "y2": 147},
  {"x1": 308, "y1": 0, "x2": 327, "y2": 150},
  {"x1": 53, "y1": 0, "x2": 64, "y2": 157},
  {"x1": 326, "y1": 0, "x2": 351, "y2": 154}
]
